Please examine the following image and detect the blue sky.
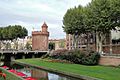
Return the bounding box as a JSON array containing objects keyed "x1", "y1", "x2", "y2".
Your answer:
[{"x1": 0, "y1": 0, "x2": 91, "y2": 39}]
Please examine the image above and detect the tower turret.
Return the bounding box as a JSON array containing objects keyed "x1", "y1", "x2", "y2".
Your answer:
[
  {"x1": 42, "y1": 22, "x2": 48, "y2": 32},
  {"x1": 32, "y1": 22, "x2": 49, "y2": 51}
]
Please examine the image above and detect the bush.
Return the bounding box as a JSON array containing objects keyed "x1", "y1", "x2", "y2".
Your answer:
[
  {"x1": 81, "y1": 51, "x2": 100, "y2": 65},
  {"x1": 49, "y1": 49, "x2": 68, "y2": 59},
  {"x1": 49, "y1": 49, "x2": 100, "y2": 65}
]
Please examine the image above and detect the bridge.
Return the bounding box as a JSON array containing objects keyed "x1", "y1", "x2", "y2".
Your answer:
[
  {"x1": 0, "y1": 50, "x2": 49, "y2": 66},
  {"x1": 0, "y1": 50, "x2": 48, "y2": 54}
]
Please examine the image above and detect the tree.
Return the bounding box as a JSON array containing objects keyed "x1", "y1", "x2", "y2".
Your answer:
[
  {"x1": 49, "y1": 42, "x2": 55, "y2": 50},
  {"x1": 0, "y1": 25, "x2": 28, "y2": 50},
  {"x1": 63, "y1": 5, "x2": 87, "y2": 49},
  {"x1": 86, "y1": 0, "x2": 120, "y2": 53},
  {"x1": 109, "y1": 0, "x2": 120, "y2": 27},
  {"x1": 0, "y1": 25, "x2": 28, "y2": 40},
  {"x1": 11, "y1": 25, "x2": 28, "y2": 39},
  {"x1": 59, "y1": 40, "x2": 65, "y2": 48},
  {"x1": 25, "y1": 42, "x2": 32, "y2": 50},
  {"x1": 63, "y1": 0, "x2": 120, "y2": 53}
]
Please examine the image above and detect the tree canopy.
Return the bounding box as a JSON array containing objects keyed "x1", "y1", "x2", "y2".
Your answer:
[
  {"x1": 63, "y1": 5, "x2": 87, "y2": 35},
  {"x1": 63, "y1": 0, "x2": 120, "y2": 53},
  {"x1": 87, "y1": 0, "x2": 120, "y2": 53},
  {"x1": 87, "y1": 0, "x2": 120, "y2": 33},
  {"x1": 63, "y1": 5, "x2": 89, "y2": 49},
  {"x1": 0, "y1": 25, "x2": 28, "y2": 40}
]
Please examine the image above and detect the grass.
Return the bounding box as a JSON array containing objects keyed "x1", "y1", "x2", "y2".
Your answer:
[
  {"x1": 17, "y1": 58, "x2": 120, "y2": 80},
  {"x1": 0, "y1": 68, "x2": 23, "y2": 80}
]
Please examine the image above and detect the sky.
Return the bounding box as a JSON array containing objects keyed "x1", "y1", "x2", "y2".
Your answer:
[{"x1": 0, "y1": 0, "x2": 91, "y2": 39}]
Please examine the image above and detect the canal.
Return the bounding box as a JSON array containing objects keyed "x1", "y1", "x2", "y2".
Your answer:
[{"x1": 10, "y1": 63, "x2": 81, "y2": 80}]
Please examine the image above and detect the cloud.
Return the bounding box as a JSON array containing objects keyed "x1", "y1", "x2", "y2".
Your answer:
[{"x1": 0, "y1": 0, "x2": 91, "y2": 39}]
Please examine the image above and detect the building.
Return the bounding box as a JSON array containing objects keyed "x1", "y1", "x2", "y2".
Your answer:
[
  {"x1": 0, "y1": 36, "x2": 32, "y2": 50},
  {"x1": 66, "y1": 31, "x2": 120, "y2": 54},
  {"x1": 49, "y1": 39, "x2": 66, "y2": 50},
  {"x1": 32, "y1": 22, "x2": 49, "y2": 51},
  {"x1": 66, "y1": 33, "x2": 95, "y2": 51},
  {"x1": 16, "y1": 36, "x2": 32, "y2": 50}
]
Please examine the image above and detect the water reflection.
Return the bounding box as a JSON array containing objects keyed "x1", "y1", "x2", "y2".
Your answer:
[
  {"x1": 16, "y1": 67, "x2": 80, "y2": 80},
  {"x1": 31, "y1": 68, "x2": 48, "y2": 80}
]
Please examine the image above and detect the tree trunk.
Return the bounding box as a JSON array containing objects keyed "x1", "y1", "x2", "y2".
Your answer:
[
  {"x1": 98, "y1": 35, "x2": 102, "y2": 53},
  {"x1": 73, "y1": 34, "x2": 77, "y2": 49},
  {"x1": 96, "y1": 32, "x2": 99, "y2": 52},
  {"x1": 86, "y1": 33, "x2": 90, "y2": 52},
  {"x1": 99, "y1": 32, "x2": 104, "y2": 54},
  {"x1": 72, "y1": 35, "x2": 75, "y2": 50},
  {"x1": 109, "y1": 31, "x2": 112, "y2": 54},
  {"x1": 0, "y1": 40, "x2": 1, "y2": 49},
  {"x1": 96, "y1": 32, "x2": 104, "y2": 54},
  {"x1": 16, "y1": 39, "x2": 18, "y2": 50},
  {"x1": 73, "y1": 34, "x2": 79, "y2": 50}
]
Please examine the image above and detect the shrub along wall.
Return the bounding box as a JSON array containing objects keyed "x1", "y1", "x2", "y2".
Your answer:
[{"x1": 49, "y1": 49, "x2": 100, "y2": 65}]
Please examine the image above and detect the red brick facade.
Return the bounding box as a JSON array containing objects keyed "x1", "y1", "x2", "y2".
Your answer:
[
  {"x1": 66, "y1": 34, "x2": 120, "y2": 54},
  {"x1": 103, "y1": 45, "x2": 120, "y2": 54},
  {"x1": 66, "y1": 34, "x2": 96, "y2": 50},
  {"x1": 32, "y1": 22, "x2": 49, "y2": 51}
]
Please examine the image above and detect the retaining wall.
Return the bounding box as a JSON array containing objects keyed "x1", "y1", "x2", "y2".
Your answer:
[{"x1": 99, "y1": 56, "x2": 120, "y2": 66}]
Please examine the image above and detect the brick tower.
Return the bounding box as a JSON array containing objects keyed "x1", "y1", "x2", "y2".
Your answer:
[{"x1": 32, "y1": 22, "x2": 49, "y2": 51}]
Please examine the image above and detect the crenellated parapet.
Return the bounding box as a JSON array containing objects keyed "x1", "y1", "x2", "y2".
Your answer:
[{"x1": 32, "y1": 22, "x2": 49, "y2": 51}]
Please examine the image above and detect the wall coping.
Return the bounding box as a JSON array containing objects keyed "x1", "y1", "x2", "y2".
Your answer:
[{"x1": 101, "y1": 55, "x2": 120, "y2": 59}]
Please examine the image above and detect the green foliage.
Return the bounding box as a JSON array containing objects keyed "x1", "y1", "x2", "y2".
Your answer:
[
  {"x1": 49, "y1": 42, "x2": 55, "y2": 50},
  {"x1": 81, "y1": 51, "x2": 100, "y2": 65},
  {"x1": 87, "y1": 0, "x2": 116, "y2": 33},
  {"x1": 63, "y1": 5, "x2": 90, "y2": 50},
  {"x1": 59, "y1": 40, "x2": 65, "y2": 48},
  {"x1": 0, "y1": 25, "x2": 28, "y2": 40},
  {"x1": 63, "y1": 5, "x2": 86, "y2": 35},
  {"x1": 25, "y1": 42, "x2": 32, "y2": 50},
  {"x1": 109, "y1": 0, "x2": 120, "y2": 27},
  {"x1": 49, "y1": 49, "x2": 68, "y2": 58},
  {"x1": 50, "y1": 50, "x2": 100, "y2": 65},
  {"x1": 86, "y1": 0, "x2": 120, "y2": 53},
  {"x1": 63, "y1": 0, "x2": 120, "y2": 53}
]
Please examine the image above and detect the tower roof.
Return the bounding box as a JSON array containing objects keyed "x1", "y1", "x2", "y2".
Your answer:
[{"x1": 42, "y1": 22, "x2": 48, "y2": 28}]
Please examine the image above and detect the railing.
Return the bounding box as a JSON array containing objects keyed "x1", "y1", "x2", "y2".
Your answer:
[{"x1": 0, "y1": 50, "x2": 48, "y2": 54}]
